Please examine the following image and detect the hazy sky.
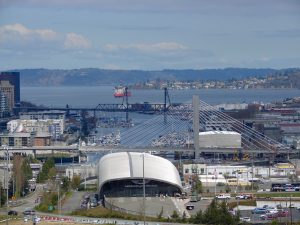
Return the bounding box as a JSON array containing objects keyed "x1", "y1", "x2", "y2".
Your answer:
[{"x1": 0, "y1": 0, "x2": 300, "y2": 70}]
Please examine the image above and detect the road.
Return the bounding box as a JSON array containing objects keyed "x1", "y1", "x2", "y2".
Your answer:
[
  {"x1": 62, "y1": 191, "x2": 88, "y2": 214},
  {"x1": 8, "y1": 184, "x2": 44, "y2": 213}
]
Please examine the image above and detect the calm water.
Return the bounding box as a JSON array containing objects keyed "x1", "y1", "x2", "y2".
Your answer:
[{"x1": 21, "y1": 86, "x2": 299, "y2": 107}]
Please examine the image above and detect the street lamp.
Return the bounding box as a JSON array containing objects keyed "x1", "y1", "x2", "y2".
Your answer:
[
  {"x1": 142, "y1": 153, "x2": 146, "y2": 225},
  {"x1": 2, "y1": 145, "x2": 9, "y2": 225},
  {"x1": 57, "y1": 180, "x2": 63, "y2": 216}
]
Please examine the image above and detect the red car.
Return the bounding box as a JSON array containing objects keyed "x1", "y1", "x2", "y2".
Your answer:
[
  {"x1": 267, "y1": 213, "x2": 279, "y2": 220},
  {"x1": 277, "y1": 210, "x2": 289, "y2": 217}
]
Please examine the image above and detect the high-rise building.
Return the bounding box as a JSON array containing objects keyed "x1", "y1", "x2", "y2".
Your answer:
[
  {"x1": 0, "y1": 91, "x2": 10, "y2": 117},
  {"x1": 0, "y1": 80, "x2": 14, "y2": 111},
  {"x1": 0, "y1": 72, "x2": 20, "y2": 107}
]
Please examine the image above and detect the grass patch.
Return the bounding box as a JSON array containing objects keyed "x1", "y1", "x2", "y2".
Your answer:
[{"x1": 71, "y1": 206, "x2": 178, "y2": 223}]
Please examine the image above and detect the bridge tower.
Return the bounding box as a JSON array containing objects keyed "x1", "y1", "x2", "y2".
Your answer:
[
  {"x1": 163, "y1": 87, "x2": 171, "y2": 123},
  {"x1": 193, "y1": 95, "x2": 200, "y2": 159},
  {"x1": 125, "y1": 87, "x2": 129, "y2": 123}
]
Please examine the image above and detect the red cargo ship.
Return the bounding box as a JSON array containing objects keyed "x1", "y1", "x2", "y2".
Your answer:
[{"x1": 114, "y1": 86, "x2": 131, "y2": 97}]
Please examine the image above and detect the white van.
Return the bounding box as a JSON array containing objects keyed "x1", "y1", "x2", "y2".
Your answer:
[{"x1": 215, "y1": 194, "x2": 231, "y2": 200}]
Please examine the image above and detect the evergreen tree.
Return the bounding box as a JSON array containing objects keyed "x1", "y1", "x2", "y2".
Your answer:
[
  {"x1": 12, "y1": 155, "x2": 32, "y2": 197},
  {"x1": 71, "y1": 175, "x2": 81, "y2": 190},
  {"x1": 190, "y1": 210, "x2": 203, "y2": 224},
  {"x1": 0, "y1": 183, "x2": 6, "y2": 206},
  {"x1": 61, "y1": 176, "x2": 70, "y2": 193},
  {"x1": 37, "y1": 158, "x2": 55, "y2": 182}
]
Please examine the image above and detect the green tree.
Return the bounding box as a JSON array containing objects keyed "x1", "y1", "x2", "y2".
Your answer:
[
  {"x1": 12, "y1": 155, "x2": 32, "y2": 197},
  {"x1": 190, "y1": 209, "x2": 203, "y2": 224},
  {"x1": 195, "y1": 179, "x2": 203, "y2": 194},
  {"x1": 71, "y1": 175, "x2": 81, "y2": 190},
  {"x1": 37, "y1": 158, "x2": 55, "y2": 183},
  {"x1": 0, "y1": 183, "x2": 6, "y2": 206},
  {"x1": 202, "y1": 199, "x2": 238, "y2": 225},
  {"x1": 22, "y1": 158, "x2": 33, "y2": 181},
  {"x1": 225, "y1": 185, "x2": 231, "y2": 193},
  {"x1": 203, "y1": 199, "x2": 219, "y2": 224},
  {"x1": 61, "y1": 176, "x2": 70, "y2": 193}
]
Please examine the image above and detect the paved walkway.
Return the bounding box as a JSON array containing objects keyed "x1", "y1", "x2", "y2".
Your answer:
[
  {"x1": 62, "y1": 191, "x2": 87, "y2": 214},
  {"x1": 106, "y1": 196, "x2": 183, "y2": 218}
]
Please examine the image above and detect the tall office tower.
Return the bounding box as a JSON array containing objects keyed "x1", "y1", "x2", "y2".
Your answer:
[
  {"x1": 0, "y1": 72, "x2": 20, "y2": 108},
  {"x1": 0, "y1": 81, "x2": 14, "y2": 112},
  {"x1": 0, "y1": 91, "x2": 9, "y2": 117}
]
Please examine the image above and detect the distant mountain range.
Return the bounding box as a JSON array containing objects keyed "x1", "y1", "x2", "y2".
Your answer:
[{"x1": 6, "y1": 67, "x2": 299, "y2": 86}]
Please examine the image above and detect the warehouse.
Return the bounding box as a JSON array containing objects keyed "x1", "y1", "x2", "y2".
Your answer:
[{"x1": 199, "y1": 131, "x2": 241, "y2": 148}]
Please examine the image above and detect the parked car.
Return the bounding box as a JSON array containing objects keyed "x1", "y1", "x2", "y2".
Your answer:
[
  {"x1": 266, "y1": 207, "x2": 278, "y2": 214},
  {"x1": 252, "y1": 208, "x2": 268, "y2": 214},
  {"x1": 23, "y1": 210, "x2": 35, "y2": 215},
  {"x1": 186, "y1": 204, "x2": 195, "y2": 210},
  {"x1": 215, "y1": 194, "x2": 231, "y2": 200},
  {"x1": 235, "y1": 194, "x2": 253, "y2": 200},
  {"x1": 240, "y1": 217, "x2": 250, "y2": 222},
  {"x1": 235, "y1": 194, "x2": 245, "y2": 200},
  {"x1": 8, "y1": 210, "x2": 18, "y2": 216},
  {"x1": 90, "y1": 198, "x2": 98, "y2": 208},
  {"x1": 277, "y1": 210, "x2": 289, "y2": 217},
  {"x1": 266, "y1": 213, "x2": 279, "y2": 220}
]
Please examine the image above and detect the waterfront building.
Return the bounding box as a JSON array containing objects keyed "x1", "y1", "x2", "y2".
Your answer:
[
  {"x1": 0, "y1": 132, "x2": 31, "y2": 147},
  {"x1": 19, "y1": 110, "x2": 66, "y2": 120},
  {"x1": 199, "y1": 131, "x2": 242, "y2": 148},
  {"x1": 7, "y1": 119, "x2": 65, "y2": 140}
]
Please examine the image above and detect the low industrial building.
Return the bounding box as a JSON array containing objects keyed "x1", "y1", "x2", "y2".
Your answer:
[
  {"x1": 199, "y1": 131, "x2": 242, "y2": 148},
  {"x1": 182, "y1": 163, "x2": 295, "y2": 187},
  {"x1": 98, "y1": 152, "x2": 183, "y2": 198}
]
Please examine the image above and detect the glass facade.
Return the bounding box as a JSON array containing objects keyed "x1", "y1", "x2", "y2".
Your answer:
[
  {"x1": 101, "y1": 179, "x2": 181, "y2": 198},
  {"x1": 0, "y1": 72, "x2": 20, "y2": 107}
]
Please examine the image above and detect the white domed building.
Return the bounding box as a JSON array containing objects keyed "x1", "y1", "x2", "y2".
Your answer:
[{"x1": 98, "y1": 152, "x2": 183, "y2": 197}]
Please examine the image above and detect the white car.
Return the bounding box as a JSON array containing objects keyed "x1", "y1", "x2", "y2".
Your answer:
[
  {"x1": 240, "y1": 217, "x2": 251, "y2": 222},
  {"x1": 267, "y1": 208, "x2": 278, "y2": 214},
  {"x1": 215, "y1": 194, "x2": 231, "y2": 200}
]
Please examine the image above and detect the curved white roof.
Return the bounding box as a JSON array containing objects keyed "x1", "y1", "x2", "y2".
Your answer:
[{"x1": 98, "y1": 152, "x2": 182, "y2": 191}]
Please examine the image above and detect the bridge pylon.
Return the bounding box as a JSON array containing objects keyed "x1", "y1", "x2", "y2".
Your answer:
[{"x1": 193, "y1": 95, "x2": 200, "y2": 159}]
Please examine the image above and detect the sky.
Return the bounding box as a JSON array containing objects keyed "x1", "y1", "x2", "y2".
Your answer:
[{"x1": 0, "y1": 0, "x2": 300, "y2": 70}]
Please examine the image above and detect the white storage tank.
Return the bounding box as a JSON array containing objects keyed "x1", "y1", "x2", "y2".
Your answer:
[{"x1": 199, "y1": 131, "x2": 241, "y2": 148}]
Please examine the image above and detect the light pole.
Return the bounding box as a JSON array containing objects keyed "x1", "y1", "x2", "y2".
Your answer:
[
  {"x1": 236, "y1": 171, "x2": 239, "y2": 211},
  {"x1": 2, "y1": 145, "x2": 9, "y2": 225},
  {"x1": 142, "y1": 153, "x2": 146, "y2": 225},
  {"x1": 57, "y1": 180, "x2": 63, "y2": 216}
]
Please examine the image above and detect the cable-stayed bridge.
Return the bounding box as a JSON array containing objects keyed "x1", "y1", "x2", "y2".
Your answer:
[
  {"x1": 113, "y1": 97, "x2": 291, "y2": 157},
  {"x1": 10, "y1": 95, "x2": 293, "y2": 159}
]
